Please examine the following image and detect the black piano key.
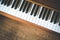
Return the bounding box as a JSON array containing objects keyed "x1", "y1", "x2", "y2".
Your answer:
[
  {"x1": 42, "y1": 8, "x2": 47, "y2": 19},
  {"x1": 11, "y1": 0, "x2": 16, "y2": 8},
  {"x1": 59, "y1": 19, "x2": 60, "y2": 26},
  {"x1": 7, "y1": 0, "x2": 13, "y2": 6},
  {"x1": 4, "y1": 0, "x2": 8, "y2": 5},
  {"x1": 15, "y1": 0, "x2": 21, "y2": 9},
  {"x1": 57, "y1": 14, "x2": 60, "y2": 23},
  {"x1": 52, "y1": 12, "x2": 57, "y2": 23},
  {"x1": 59, "y1": 22, "x2": 60, "y2": 26},
  {"x1": 50, "y1": 12, "x2": 55, "y2": 22},
  {"x1": 58, "y1": 14, "x2": 60, "y2": 26},
  {"x1": 30, "y1": 4, "x2": 36, "y2": 15},
  {"x1": 17, "y1": 0, "x2": 23, "y2": 8},
  {"x1": 0, "y1": 0, "x2": 1, "y2": 1},
  {"x1": 1, "y1": 0, "x2": 5, "y2": 4},
  {"x1": 26, "y1": 2, "x2": 32, "y2": 13},
  {"x1": 34, "y1": 5, "x2": 39, "y2": 16},
  {"x1": 39, "y1": 7, "x2": 44, "y2": 18},
  {"x1": 22, "y1": 1, "x2": 28, "y2": 12},
  {"x1": 58, "y1": 13, "x2": 60, "y2": 26},
  {"x1": 45, "y1": 9, "x2": 50, "y2": 21},
  {"x1": 19, "y1": 0, "x2": 25, "y2": 11},
  {"x1": 54, "y1": 12, "x2": 58, "y2": 24}
]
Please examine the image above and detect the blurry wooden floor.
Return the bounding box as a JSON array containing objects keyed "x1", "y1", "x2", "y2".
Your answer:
[{"x1": 0, "y1": 13, "x2": 60, "y2": 40}]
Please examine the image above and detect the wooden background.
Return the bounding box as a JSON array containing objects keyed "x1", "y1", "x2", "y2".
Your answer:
[{"x1": 0, "y1": 11, "x2": 60, "y2": 40}]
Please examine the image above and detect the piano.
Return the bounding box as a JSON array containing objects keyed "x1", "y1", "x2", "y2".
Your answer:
[{"x1": 0, "y1": 0, "x2": 60, "y2": 33}]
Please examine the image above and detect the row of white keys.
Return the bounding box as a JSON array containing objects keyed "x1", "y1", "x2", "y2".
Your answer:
[{"x1": 0, "y1": 1, "x2": 60, "y2": 33}]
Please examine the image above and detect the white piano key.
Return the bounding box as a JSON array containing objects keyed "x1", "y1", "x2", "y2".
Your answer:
[
  {"x1": 21, "y1": 12, "x2": 27, "y2": 20},
  {"x1": 26, "y1": 13, "x2": 32, "y2": 22},
  {"x1": 35, "y1": 16, "x2": 39, "y2": 24},
  {"x1": 18, "y1": 11, "x2": 25, "y2": 19},
  {"x1": 30, "y1": 15, "x2": 35, "y2": 23},
  {"x1": 32, "y1": 16, "x2": 37, "y2": 24},
  {"x1": 16, "y1": 11, "x2": 24, "y2": 19},
  {"x1": 37, "y1": 18, "x2": 43, "y2": 26}
]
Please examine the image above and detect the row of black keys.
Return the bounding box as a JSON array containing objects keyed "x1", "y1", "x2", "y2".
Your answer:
[{"x1": 0, "y1": 0, "x2": 60, "y2": 26}]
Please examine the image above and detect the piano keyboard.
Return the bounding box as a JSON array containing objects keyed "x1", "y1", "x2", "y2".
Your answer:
[{"x1": 0, "y1": 0, "x2": 60, "y2": 33}]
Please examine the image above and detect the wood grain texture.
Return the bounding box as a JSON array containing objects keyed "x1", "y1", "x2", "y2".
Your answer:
[
  {"x1": 0, "y1": 12, "x2": 60, "y2": 40},
  {"x1": 27, "y1": 0, "x2": 60, "y2": 12}
]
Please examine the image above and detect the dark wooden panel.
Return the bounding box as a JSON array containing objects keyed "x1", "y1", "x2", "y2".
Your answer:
[{"x1": 28, "y1": 0, "x2": 60, "y2": 12}]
